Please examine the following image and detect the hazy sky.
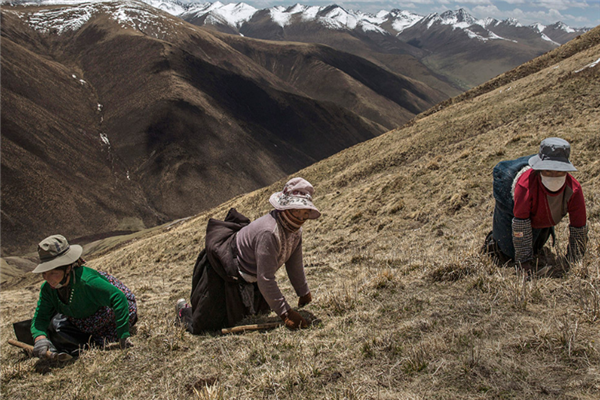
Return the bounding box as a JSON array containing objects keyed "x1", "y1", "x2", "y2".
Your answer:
[{"x1": 242, "y1": 0, "x2": 600, "y2": 28}]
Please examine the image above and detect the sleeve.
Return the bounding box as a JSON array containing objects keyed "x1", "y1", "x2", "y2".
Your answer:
[
  {"x1": 567, "y1": 183, "x2": 587, "y2": 228},
  {"x1": 512, "y1": 217, "x2": 533, "y2": 263},
  {"x1": 30, "y1": 284, "x2": 56, "y2": 339},
  {"x1": 285, "y1": 237, "x2": 309, "y2": 297},
  {"x1": 87, "y1": 276, "x2": 131, "y2": 339},
  {"x1": 512, "y1": 177, "x2": 532, "y2": 220},
  {"x1": 511, "y1": 174, "x2": 534, "y2": 263},
  {"x1": 255, "y1": 231, "x2": 290, "y2": 316}
]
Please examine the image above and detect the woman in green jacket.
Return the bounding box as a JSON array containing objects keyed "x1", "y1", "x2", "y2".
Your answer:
[{"x1": 31, "y1": 235, "x2": 137, "y2": 359}]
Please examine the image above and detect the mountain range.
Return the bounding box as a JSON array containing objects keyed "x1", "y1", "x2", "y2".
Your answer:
[
  {"x1": 5, "y1": 1, "x2": 590, "y2": 93},
  {"x1": 149, "y1": 1, "x2": 590, "y2": 90},
  {"x1": 0, "y1": 1, "x2": 593, "y2": 255},
  {"x1": 0, "y1": 0, "x2": 445, "y2": 255}
]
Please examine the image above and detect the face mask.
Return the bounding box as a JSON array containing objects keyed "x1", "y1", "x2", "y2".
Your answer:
[
  {"x1": 541, "y1": 175, "x2": 566, "y2": 192},
  {"x1": 53, "y1": 267, "x2": 71, "y2": 289}
]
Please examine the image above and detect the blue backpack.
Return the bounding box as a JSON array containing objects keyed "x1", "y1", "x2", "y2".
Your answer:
[{"x1": 492, "y1": 154, "x2": 533, "y2": 216}]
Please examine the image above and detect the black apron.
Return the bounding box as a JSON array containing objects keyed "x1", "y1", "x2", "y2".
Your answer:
[{"x1": 182, "y1": 208, "x2": 269, "y2": 334}]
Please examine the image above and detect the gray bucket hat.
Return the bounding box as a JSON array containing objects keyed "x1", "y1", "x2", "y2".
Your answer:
[
  {"x1": 32, "y1": 234, "x2": 83, "y2": 273},
  {"x1": 529, "y1": 137, "x2": 577, "y2": 172}
]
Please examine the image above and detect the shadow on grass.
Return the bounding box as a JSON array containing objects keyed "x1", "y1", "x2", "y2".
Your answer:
[{"x1": 33, "y1": 356, "x2": 76, "y2": 374}]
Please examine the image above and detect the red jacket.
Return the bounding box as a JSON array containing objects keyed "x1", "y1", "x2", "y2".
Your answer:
[{"x1": 513, "y1": 168, "x2": 586, "y2": 229}]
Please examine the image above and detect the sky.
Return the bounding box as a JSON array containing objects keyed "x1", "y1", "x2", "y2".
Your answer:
[{"x1": 241, "y1": 0, "x2": 600, "y2": 28}]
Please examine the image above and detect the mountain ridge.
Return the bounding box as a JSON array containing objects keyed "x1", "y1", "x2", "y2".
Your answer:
[
  {"x1": 7, "y1": 1, "x2": 591, "y2": 92},
  {"x1": 0, "y1": 0, "x2": 445, "y2": 255}
]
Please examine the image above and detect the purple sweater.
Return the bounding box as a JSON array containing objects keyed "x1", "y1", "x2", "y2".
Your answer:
[{"x1": 235, "y1": 210, "x2": 309, "y2": 316}]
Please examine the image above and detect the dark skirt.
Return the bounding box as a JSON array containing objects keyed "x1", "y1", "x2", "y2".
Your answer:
[{"x1": 180, "y1": 208, "x2": 269, "y2": 334}]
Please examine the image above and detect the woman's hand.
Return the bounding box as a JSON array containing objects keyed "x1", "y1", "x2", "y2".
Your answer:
[
  {"x1": 298, "y1": 292, "x2": 312, "y2": 308},
  {"x1": 280, "y1": 309, "x2": 308, "y2": 330},
  {"x1": 33, "y1": 337, "x2": 57, "y2": 359}
]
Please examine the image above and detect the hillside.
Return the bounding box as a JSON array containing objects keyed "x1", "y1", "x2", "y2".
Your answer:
[
  {"x1": 1, "y1": 23, "x2": 599, "y2": 400},
  {"x1": 0, "y1": 1, "x2": 446, "y2": 256}
]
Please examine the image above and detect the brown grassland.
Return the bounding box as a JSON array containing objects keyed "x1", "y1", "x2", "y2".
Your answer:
[{"x1": 1, "y1": 26, "x2": 599, "y2": 399}]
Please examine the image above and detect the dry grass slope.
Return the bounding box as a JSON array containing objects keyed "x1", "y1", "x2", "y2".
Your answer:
[{"x1": 1, "y1": 26, "x2": 599, "y2": 399}]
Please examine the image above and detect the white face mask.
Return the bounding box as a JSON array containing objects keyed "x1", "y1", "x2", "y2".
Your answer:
[
  {"x1": 53, "y1": 267, "x2": 72, "y2": 289},
  {"x1": 541, "y1": 175, "x2": 566, "y2": 192}
]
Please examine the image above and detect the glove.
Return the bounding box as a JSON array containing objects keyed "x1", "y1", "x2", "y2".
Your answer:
[
  {"x1": 33, "y1": 338, "x2": 57, "y2": 359},
  {"x1": 512, "y1": 218, "x2": 533, "y2": 264},
  {"x1": 280, "y1": 309, "x2": 308, "y2": 330},
  {"x1": 298, "y1": 292, "x2": 312, "y2": 308},
  {"x1": 119, "y1": 338, "x2": 133, "y2": 349},
  {"x1": 566, "y1": 225, "x2": 588, "y2": 263}
]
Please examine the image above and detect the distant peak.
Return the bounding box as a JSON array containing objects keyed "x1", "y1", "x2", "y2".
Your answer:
[
  {"x1": 554, "y1": 21, "x2": 575, "y2": 33},
  {"x1": 531, "y1": 23, "x2": 546, "y2": 33},
  {"x1": 504, "y1": 17, "x2": 521, "y2": 27}
]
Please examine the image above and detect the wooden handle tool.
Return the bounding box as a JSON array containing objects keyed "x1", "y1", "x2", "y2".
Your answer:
[
  {"x1": 8, "y1": 339, "x2": 73, "y2": 361},
  {"x1": 221, "y1": 322, "x2": 283, "y2": 334}
]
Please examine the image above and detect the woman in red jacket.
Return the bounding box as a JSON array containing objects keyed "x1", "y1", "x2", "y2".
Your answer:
[{"x1": 487, "y1": 137, "x2": 588, "y2": 273}]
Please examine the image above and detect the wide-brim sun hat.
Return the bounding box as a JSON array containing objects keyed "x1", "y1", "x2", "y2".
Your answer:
[
  {"x1": 269, "y1": 177, "x2": 321, "y2": 219},
  {"x1": 528, "y1": 137, "x2": 577, "y2": 172},
  {"x1": 32, "y1": 234, "x2": 83, "y2": 273}
]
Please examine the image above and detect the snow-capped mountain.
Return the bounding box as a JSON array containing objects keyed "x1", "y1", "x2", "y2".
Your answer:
[
  {"x1": 182, "y1": 1, "x2": 256, "y2": 28},
  {"x1": 5, "y1": 0, "x2": 589, "y2": 95},
  {"x1": 7, "y1": 1, "x2": 587, "y2": 42},
  {"x1": 1, "y1": 0, "x2": 448, "y2": 253},
  {"x1": 147, "y1": 2, "x2": 588, "y2": 89},
  {"x1": 148, "y1": 2, "x2": 586, "y2": 43}
]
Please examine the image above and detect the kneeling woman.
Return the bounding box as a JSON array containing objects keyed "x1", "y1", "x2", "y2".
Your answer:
[
  {"x1": 31, "y1": 235, "x2": 137, "y2": 358},
  {"x1": 178, "y1": 177, "x2": 320, "y2": 332}
]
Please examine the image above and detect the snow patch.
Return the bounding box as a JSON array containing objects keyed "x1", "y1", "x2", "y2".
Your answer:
[
  {"x1": 390, "y1": 10, "x2": 421, "y2": 33},
  {"x1": 532, "y1": 23, "x2": 546, "y2": 33},
  {"x1": 505, "y1": 18, "x2": 521, "y2": 27},
  {"x1": 207, "y1": 2, "x2": 256, "y2": 27},
  {"x1": 575, "y1": 57, "x2": 600, "y2": 73},
  {"x1": 464, "y1": 29, "x2": 486, "y2": 41},
  {"x1": 556, "y1": 22, "x2": 574, "y2": 33},
  {"x1": 299, "y1": 6, "x2": 319, "y2": 21},
  {"x1": 18, "y1": 0, "x2": 178, "y2": 38},
  {"x1": 99, "y1": 133, "x2": 110, "y2": 146},
  {"x1": 488, "y1": 30, "x2": 517, "y2": 43},
  {"x1": 359, "y1": 21, "x2": 386, "y2": 34},
  {"x1": 321, "y1": 6, "x2": 358, "y2": 30},
  {"x1": 540, "y1": 33, "x2": 560, "y2": 46},
  {"x1": 270, "y1": 6, "x2": 291, "y2": 28}
]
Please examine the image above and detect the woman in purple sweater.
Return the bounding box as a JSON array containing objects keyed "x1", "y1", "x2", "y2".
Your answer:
[{"x1": 178, "y1": 177, "x2": 320, "y2": 332}]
